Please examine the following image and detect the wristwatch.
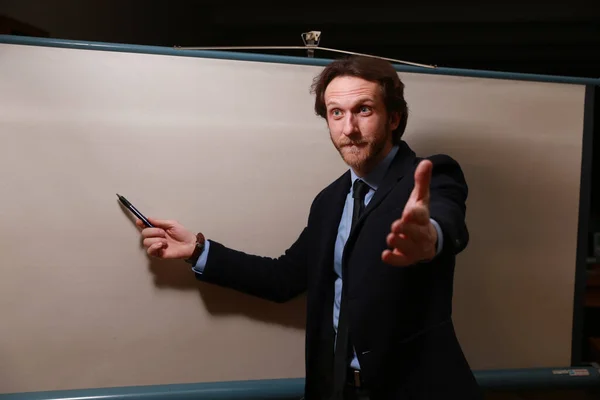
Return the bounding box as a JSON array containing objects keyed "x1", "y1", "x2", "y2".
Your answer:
[{"x1": 184, "y1": 232, "x2": 206, "y2": 265}]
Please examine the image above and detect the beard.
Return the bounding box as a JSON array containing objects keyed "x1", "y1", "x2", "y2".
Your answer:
[{"x1": 333, "y1": 133, "x2": 390, "y2": 174}]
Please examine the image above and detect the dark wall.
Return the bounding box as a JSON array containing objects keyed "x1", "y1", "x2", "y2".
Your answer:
[{"x1": 0, "y1": 0, "x2": 598, "y2": 78}]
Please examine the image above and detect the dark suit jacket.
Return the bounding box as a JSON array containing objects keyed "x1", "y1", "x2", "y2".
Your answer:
[{"x1": 196, "y1": 141, "x2": 483, "y2": 400}]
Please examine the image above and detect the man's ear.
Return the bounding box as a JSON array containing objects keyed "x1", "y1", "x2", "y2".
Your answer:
[{"x1": 389, "y1": 111, "x2": 401, "y2": 131}]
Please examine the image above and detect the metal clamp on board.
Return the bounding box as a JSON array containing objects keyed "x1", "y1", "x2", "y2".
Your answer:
[{"x1": 301, "y1": 30, "x2": 321, "y2": 58}]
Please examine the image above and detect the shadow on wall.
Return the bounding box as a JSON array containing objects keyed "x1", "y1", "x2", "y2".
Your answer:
[
  {"x1": 148, "y1": 257, "x2": 307, "y2": 331},
  {"x1": 117, "y1": 196, "x2": 307, "y2": 331}
]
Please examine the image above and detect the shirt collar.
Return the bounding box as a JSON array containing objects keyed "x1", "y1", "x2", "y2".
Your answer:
[{"x1": 350, "y1": 144, "x2": 399, "y2": 191}]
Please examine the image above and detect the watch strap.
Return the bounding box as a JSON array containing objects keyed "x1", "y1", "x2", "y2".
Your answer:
[{"x1": 185, "y1": 232, "x2": 206, "y2": 265}]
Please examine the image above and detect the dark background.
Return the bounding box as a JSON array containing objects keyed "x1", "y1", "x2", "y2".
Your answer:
[{"x1": 1, "y1": 0, "x2": 599, "y2": 78}]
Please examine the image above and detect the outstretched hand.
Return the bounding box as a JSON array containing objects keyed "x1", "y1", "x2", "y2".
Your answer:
[
  {"x1": 137, "y1": 217, "x2": 197, "y2": 259},
  {"x1": 382, "y1": 160, "x2": 438, "y2": 266}
]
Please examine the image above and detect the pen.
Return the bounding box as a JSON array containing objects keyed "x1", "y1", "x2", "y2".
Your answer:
[{"x1": 116, "y1": 193, "x2": 154, "y2": 228}]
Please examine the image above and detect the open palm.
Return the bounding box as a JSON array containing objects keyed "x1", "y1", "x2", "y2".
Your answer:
[{"x1": 382, "y1": 160, "x2": 438, "y2": 266}]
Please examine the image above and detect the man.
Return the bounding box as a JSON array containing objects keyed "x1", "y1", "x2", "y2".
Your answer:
[{"x1": 137, "y1": 56, "x2": 482, "y2": 400}]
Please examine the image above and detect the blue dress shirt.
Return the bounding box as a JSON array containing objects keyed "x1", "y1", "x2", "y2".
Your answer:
[{"x1": 193, "y1": 145, "x2": 443, "y2": 370}]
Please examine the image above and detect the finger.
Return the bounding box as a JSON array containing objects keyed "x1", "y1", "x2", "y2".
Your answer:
[
  {"x1": 141, "y1": 228, "x2": 167, "y2": 239},
  {"x1": 143, "y1": 237, "x2": 167, "y2": 249},
  {"x1": 392, "y1": 207, "x2": 430, "y2": 232},
  {"x1": 381, "y1": 249, "x2": 410, "y2": 267},
  {"x1": 395, "y1": 224, "x2": 430, "y2": 244},
  {"x1": 146, "y1": 217, "x2": 178, "y2": 229},
  {"x1": 147, "y1": 241, "x2": 165, "y2": 257},
  {"x1": 399, "y1": 204, "x2": 430, "y2": 225},
  {"x1": 412, "y1": 160, "x2": 432, "y2": 203},
  {"x1": 386, "y1": 232, "x2": 418, "y2": 257}
]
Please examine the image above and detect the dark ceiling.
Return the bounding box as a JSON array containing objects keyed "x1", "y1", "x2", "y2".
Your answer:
[{"x1": 0, "y1": 0, "x2": 599, "y2": 78}]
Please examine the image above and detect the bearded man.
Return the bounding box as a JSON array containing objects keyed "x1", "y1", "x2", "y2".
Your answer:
[{"x1": 137, "y1": 55, "x2": 482, "y2": 400}]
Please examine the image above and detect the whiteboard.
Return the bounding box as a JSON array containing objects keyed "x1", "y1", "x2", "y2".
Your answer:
[{"x1": 0, "y1": 39, "x2": 589, "y2": 393}]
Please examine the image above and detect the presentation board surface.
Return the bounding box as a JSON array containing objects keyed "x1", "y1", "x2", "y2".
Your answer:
[{"x1": 0, "y1": 39, "x2": 591, "y2": 393}]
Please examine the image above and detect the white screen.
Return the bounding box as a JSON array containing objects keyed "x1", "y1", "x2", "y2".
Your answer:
[{"x1": 0, "y1": 42, "x2": 586, "y2": 393}]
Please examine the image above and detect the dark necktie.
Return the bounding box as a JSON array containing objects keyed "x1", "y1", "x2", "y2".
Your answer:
[{"x1": 332, "y1": 179, "x2": 371, "y2": 398}]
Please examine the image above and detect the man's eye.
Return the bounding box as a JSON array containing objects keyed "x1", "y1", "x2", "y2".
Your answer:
[
  {"x1": 360, "y1": 106, "x2": 371, "y2": 113},
  {"x1": 332, "y1": 109, "x2": 342, "y2": 116}
]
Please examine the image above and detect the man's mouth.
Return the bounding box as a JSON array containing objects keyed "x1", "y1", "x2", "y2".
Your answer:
[{"x1": 343, "y1": 142, "x2": 367, "y2": 147}]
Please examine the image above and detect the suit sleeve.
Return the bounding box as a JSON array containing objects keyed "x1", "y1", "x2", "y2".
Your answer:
[
  {"x1": 193, "y1": 226, "x2": 309, "y2": 303},
  {"x1": 427, "y1": 154, "x2": 469, "y2": 256}
]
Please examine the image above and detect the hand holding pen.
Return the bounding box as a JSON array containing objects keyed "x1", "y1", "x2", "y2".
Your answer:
[{"x1": 117, "y1": 194, "x2": 197, "y2": 259}]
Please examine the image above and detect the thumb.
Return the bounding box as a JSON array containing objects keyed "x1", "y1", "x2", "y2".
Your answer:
[{"x1": 413, "y1": 160, "x2": 432, "y2": 203}]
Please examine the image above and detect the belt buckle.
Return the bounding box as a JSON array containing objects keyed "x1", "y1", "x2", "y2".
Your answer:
[{"x1": 353, "y1": 369, "x2": 361, "y2": 388}]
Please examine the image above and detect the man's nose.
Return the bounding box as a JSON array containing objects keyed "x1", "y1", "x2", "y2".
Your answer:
[{"x1": 342, "y1": 114, "x2": 358, "y2": 136}]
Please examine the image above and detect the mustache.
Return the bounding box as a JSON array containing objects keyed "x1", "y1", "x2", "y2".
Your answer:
[{"x1": 339, "y1": 140, "x2": 368, "y2": 147}]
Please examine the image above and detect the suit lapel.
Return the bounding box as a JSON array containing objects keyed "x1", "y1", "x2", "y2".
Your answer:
[
  {"x1": 315, "y1": 170, "x2": 351, "y2": 282},
  {"x1": 313, "y1": 170, "x2": 351, "y2": 360},
  {"x1": 364, "y1": 141, "x2": 416, "y2": 216},
  {"x1": 323, "y1": 170, "x2": 352, "y2": 239}
]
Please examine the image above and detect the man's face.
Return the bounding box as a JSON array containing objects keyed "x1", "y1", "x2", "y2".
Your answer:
[{"x1": 324, "y1": 76, "x2": 399, "y2": 176}]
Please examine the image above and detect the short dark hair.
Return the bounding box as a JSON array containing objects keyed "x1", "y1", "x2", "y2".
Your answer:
[{"x1": 310, "y1": 55, "x2": 409, "y2": 143}]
